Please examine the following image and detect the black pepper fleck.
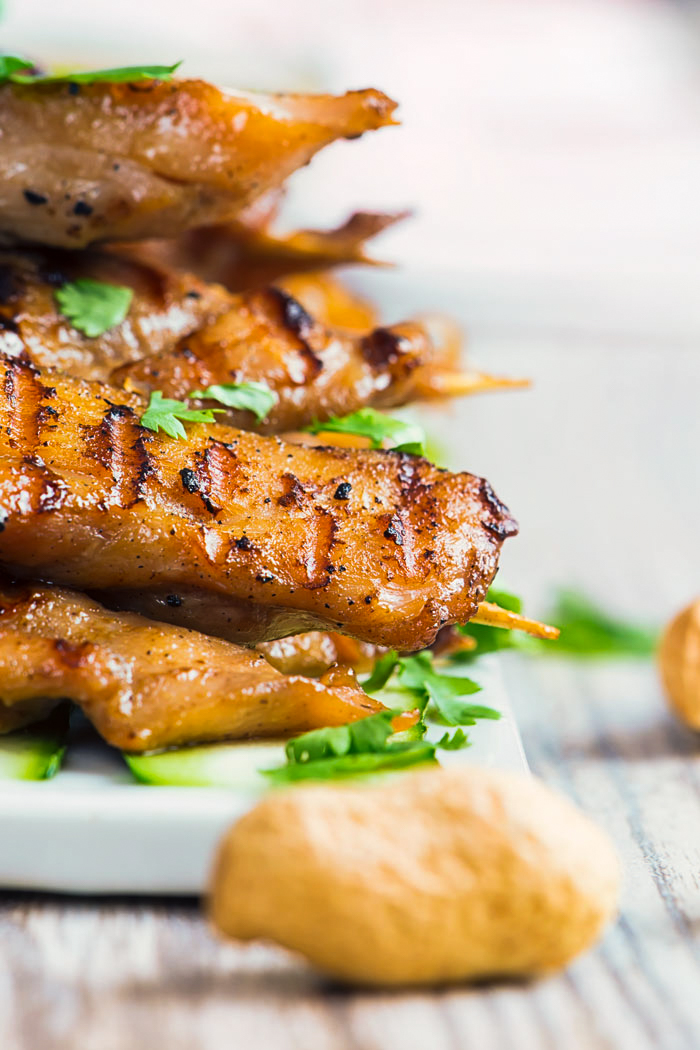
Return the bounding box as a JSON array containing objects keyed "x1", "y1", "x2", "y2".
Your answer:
[
  {"x1": 179, "y1": 468, "x2": 200, "y2": 494},
  {"x1": 23, "y1": 190, "x2": 48, "y2": 206},
  {"x1": 333, "y1": 481, "x2": 352, "y2": 500}
]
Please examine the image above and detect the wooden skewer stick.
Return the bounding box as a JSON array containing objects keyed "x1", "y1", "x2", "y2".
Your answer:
[
  {"x1": 419, "y1": 370, "x2": 531, "y2": 397},
  {"x1": 473, "y1": 601, "x2": 560, "y2": 641}
]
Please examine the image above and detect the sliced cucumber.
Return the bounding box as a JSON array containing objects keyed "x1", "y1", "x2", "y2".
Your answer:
[
  {"x1": 0, "y1": 705, "x2": 71, "y2": 781},
  {"x1": 124, "y1": 739, "x2": 286, "y2": 790},
  {"x1": 123, "y1": 657, "x2": 501, "y2": 789}
]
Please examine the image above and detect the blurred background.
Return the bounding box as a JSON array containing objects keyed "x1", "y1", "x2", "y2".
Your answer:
[{"x1": 1, "y1": 0, "x2": 698, "y2": 621}]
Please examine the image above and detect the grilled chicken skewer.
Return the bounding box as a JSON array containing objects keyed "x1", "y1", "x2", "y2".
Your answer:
[
  {"x1": 0, "y1": 581, "x2": 387, "y2": 750},
  {"x1": 0, "y1": 355, "x2": 517, "y2": 651},
  {"x1": 0, "y1": 78, "x2": 396, "y2": 247},
  {"x1": 0, "y1": 247, "x2": 525, "y2": 422},
  {"x1": 114, "y1": 287, "x2": 526, "y2": 432}
]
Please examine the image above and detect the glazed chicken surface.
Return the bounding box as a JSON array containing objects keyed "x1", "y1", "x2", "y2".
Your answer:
[
  {"x1": 0, "y1": 355, "x2": 517, "y2": 651},
  {"x1": 0, "y1": 79, "x2": 396, "y2": 246},
  {"x1": 0, "y1": 247, "x2": 521, "y2": 424},
  {"x1": 0, "y1": 580, "x2": 384, "y2": 751},
  {"x1": 113, "y1": 286, "x2": 520, "y2": 432},
  {"x1": 0, "y1": 244, "x2": 231, "y2": 380}
]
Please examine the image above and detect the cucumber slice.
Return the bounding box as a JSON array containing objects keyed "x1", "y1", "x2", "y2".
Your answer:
[
  {"x1": 123, "y1": 658, "x2": 501, "y2": 789},
  {"x1": 0, "y1": 705, "x2": 71, "y2": 781},
  {"x1": 124, "y1": 739, "x2": 285, "y2": 790}
]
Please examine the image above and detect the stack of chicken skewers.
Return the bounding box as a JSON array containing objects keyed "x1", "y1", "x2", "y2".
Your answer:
[{"x1": 0, "y1": 60, "x2": 554, "y2": 755}]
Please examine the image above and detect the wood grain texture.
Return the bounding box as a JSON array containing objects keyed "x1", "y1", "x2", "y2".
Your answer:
[{"x1": 1, "y1": 670, "x2": 699, "y2": 1050}]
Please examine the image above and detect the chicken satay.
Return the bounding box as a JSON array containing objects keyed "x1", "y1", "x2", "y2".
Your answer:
[
  {"x1": 0, "y1": 355, "x2": 517, "y2": 651},
  {"x1": 113, "y1": 287, "x2": 525, "y2": 432},
  {"x1": 0, "y1": 78, "x2": 396, "y2": 247},
  {"x1": 0, "y1": 245, "x2": 231, "y2": 380},
  {"x1": 0, "y1": 248, "x2": 525, "y2": 413},
  {"x1": 128, "y1": 210, "x2": 408, "y2": 292},
  {"x1": 0, "y1": 580, "x2": 386, "y2": 751}
]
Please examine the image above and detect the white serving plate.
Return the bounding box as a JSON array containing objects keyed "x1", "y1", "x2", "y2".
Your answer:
[{"x1": 0, "y1": 656, "x2": 526, "y2": 896}]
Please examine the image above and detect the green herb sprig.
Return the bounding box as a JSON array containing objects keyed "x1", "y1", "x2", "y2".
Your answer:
[
  {"x1": 363, "y1": 649, "x2": 500, "y2": 727},
  {"x1": 305, "y1": 408, "x2": 426, "y2": 455},
  {"x1": 140, "y1": 391, "x2": 221, "y2": 440},
  {"x1": 542, "y1": 589, "x2": 658, "y2": 658},
  {"x1": 263, "y1": 710, "x2": 469, "y2": 784},
  {"x1": 55, "y1": 278, "x2": 133, "y2": 338},
  {"x1": 0, "y1": 56, "x2": 181, "y2": 85},
  {"x1": 190, "y1": 382, "x2": 278, "y2": 422}
]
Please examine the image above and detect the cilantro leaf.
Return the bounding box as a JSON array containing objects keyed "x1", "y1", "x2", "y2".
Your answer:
[
  {"x1": 55, "y1": 279, "x2": 133, "y2": 338},
  {"x1": 264, "y1": 708, "x2": 480, "y2": 784},
  {"x1": 1, "y1": 57, "x2": 181, "y2": 85},
  {"x1": 0, "y1": 55, "x2": 35, "y2": 80},
  {"x1": 398, "y1": 650, "x2": 499, "y2": 726},
  {"x1": 305, "y1": 408, "x2": 426, "y2": 455},
  {"x1": 140, "y1": 390, "x2": 221, "y2": 440},
  {"x1": 284, "y1": 711, "x2": 397, "y2": 766},
  {"x1": 190, "y1": 381, "x2": 277, "y2": 422},
  {"x1": 361, "y1": 650, "x2": 399, "y2": 693},
  {"x1": 264, "y1": 744, "x2": 438, "y2": 784},
  {"x1": 267, "y1": 710, "x2": 436, "y2": 783},
  {"x1": 436, "y1": 728, "x2": 470, "y2": 751},
  {"x1": 543, "y1": 589, "x2": 658, "y2": 658}
]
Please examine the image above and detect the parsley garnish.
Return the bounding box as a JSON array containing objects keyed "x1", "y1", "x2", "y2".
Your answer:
[
  {"x1": 140, "y1": 391, "x2": 221, "y2": 440},
  {"x1": 263, "y1": 710, "x2": 469, "y2": 784},
  {"x1": 0, "y1": 56, "x2": 181, "y2": 85},
  {"x1": 190, "y1": 381, "x2": 278, "y2": 422},
  {"x1": 361, "y1": 649, "x2": 401, "y2": 693},
  {"x1": 305, "y1": 408, "x2": 426, "y2": 455},
  {"x1": 362, "y1": 649, "x2": 500, "y2": 727},
  {"x1": 397, "y1": 651, "x2": 499, "y2": 725},
  {"x1": 436, "y1": 727, "x2": 470, "y2": 751},
  {"x1": 542, "y1": 589, "x2": 658, "y2": 658},
  {"x1": 55, "y1": 279, "x2": 133, "y2": 338}
]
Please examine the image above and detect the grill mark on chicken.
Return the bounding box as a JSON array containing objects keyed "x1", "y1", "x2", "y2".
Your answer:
[
  {"x1": 265, "y1": 286, "x2": 324, "y2": 374},
  {"x1": 0, "y1": 580, "x2": 386, "y2": 750},
  {"x1": 299, "y1": 507, "x2": 337, "y2": 589},
  {"x1": 193, "y1": 440, "x2": 246, "y2": 514},
  {"x1": 478, "y1": 478, "x2": 520, "y2": 540},
  {"x1": 82, "y1": 403, "x2": 154, "y2": 509},
  {"x1": 361, "y1": 327, "x2": 406, "y2": 369},
  {"x1": 3, "y1": 358, "x2": 48, "y2": 454}
]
